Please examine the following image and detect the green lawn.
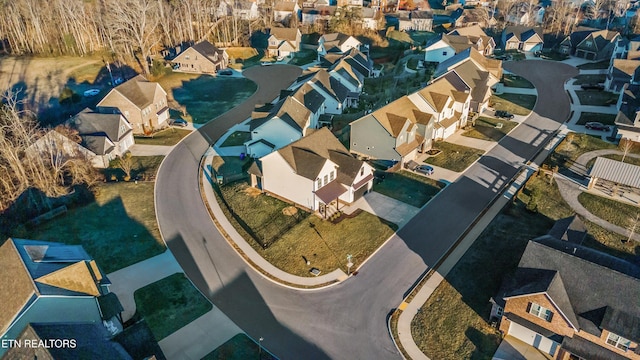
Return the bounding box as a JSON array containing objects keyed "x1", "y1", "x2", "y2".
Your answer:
[
  {"x1": 289, "y1": 50, "x2": 317, "y2": 66},
  {"x1": 19, "y1": 180, "x2": 165, "y2": 273},
  {"x1": 577, "y1": 60, "x2": 610, "y2": 69},
  {"x1": 490, "y1": 93, "x2": 537, "y2": 116},
  {"x1": 373, "y1": 170, "x2": 446, "y2": 208},
  {"x1": 575, "y1": 90, "x2": 618, "y2": 106},
  {"x1": 544, "y1": 132, "x2": 617, "y2": 172},
  {"x1": 157, "y1": 73, "x2": 257, "y2": 124},
  {"x1": 134, "y1": 273, "x2": 212, "y2": 341},
  {"x1": 462, "y1": 117, "x2": 518, "y2": 142},
  {"x1": 573, "y1": 74, "x2": 606, "y2": 85},
  {"x1": 203, "y1": 334, "x2": 276, "y2": 360},
  {"x1": 134, "y1": 128, "x2": 191, "y2": 146},
  {"x1": 220, "y1": 131, "x2": 251, "y2": 147},
  {"x1": 214, "y1": 180, "x2": 397, "y2": 277},
  {"x1": 502, "y1": 74, "x2": 534, "y2": 89},
  {"x1": 578, "y1": 192, "x2": 640, "y2": 230},
  {"x1": 424, "y1": 141, "x2": 485, "y2": 172},
  {"x1": 576, "y1": 112, "x2": 617, "y2": 126}
]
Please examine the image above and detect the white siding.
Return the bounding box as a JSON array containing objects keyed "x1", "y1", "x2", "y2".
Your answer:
[
  {"x1": 424, "y1": 42, "x2": 456, "y2": 63},
  {"x1": 339, "y1": 162, "x2": 374, "y2": 203},
  {"x1": 261, "y1": 152, "x2": 318, "y2": 209},
  {"x1": 309, "y1": 82, "x2": 343, "y2": 114}
]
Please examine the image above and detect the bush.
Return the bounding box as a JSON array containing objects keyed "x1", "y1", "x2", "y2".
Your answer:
[{"x1": 59, "y1": 87, "x2": 80, "y2": 105}]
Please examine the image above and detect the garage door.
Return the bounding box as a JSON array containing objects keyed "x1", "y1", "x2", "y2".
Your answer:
[
  {"x1": 353, "y1": 184, "x2": 368, "y2": 201},
  {"x1": 508, "y1": 321, "x2": 559, "y2": 356}
]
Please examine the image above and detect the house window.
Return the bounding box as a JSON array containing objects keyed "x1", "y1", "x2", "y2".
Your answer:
[
  {"x1": 496, "y1": 307, "x2": 503, "y2": 317},
  {"x1": 606, "y1": 332, "x2": 631, "y2": 351},
  {"x1": 360, "y1": 167, "x2": 364, "y2": 176},
  {"x1": 329, "y1": 171, "x2": 334, "y2": 181},
  {"x1": 324, "y1": 174, "x2": 329, "y2": 184},
  {"x1": 442, "y1": 51, "x2": 448, "y2": 56},
  {"x1": 585, "y1": 40, "x2": 592, "y2": 47},
  {"x1": 185, "y1": 55, "x2": 190, "y2": 60},
  {"x1": 317, "y1": 179, "x2": 322, "y2": 189},
  {"x1": 528, "y1": 303, "x2": 552, "y2": 321}
]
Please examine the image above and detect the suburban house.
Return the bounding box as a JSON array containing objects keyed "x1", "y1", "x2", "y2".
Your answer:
[
  {"x1": 267, "y1": 27, "x2": 302, "y2": 58},
  {"x1": 605, "y1": 59, "x2": 640, "y2": 93},
  {"x1": 273, "y1": 1, "x2": 300, "y2": 23},
  {"x1": 244, "y1": 96, "x2": 313, "y2": 158},
  {"x1": 501, "y1": 26, "x2": 544, "y2": 52},
  {"x1": 454, "y1": 8, "x2": 497, "y2": 28},
  {"x1": 350, "y1": 95, "x2": 432, "y2": 164},
  {"x1": 216, "y1": 0, "x2": 260, "y2": 20},
  {"x1": 289, "y1": 69, "x2": 354, "y2": 114},
  {"x1": 396, "y1": 11, "x2": 433, "y2": 32},
  {"x1": 362, "y1": 8, "x2": 384, "y2": 30},
  {"x1": 318, "y1": 33, "x2": 362, "y2": 58},
  {"x1": 301, "y1": 6, "x2": 336, "y2": 27},
  {"x1": 572, "y1": 30, "x2": 620, "y2": 61},
  {"x1": 249, "y1": 127, "x2": 374, "y2": 217},
  {"x1": 558, "y1": 27, "x2": 603, "y2": 55},
  {"x1": 0, "y1": 238, "x2": 124, "y2": 357},
  {"x1": 434, "y1": 47, "x2": 502, "y2": 113},
  {"x1": 24, "y1": 130, "x2": 106, "y2": 169},
  {"x1": 302, "y1": 0, "x2": 330, "y2": 8},
  {"x1": 97, "y1": 75, "x2": 169, "y2": 134},
  {"x1": 448, "y1": 25, "x2": 495, "y2": 56},
  {"x1": 613, "y1": 84, "x2": 640, "y2": 141},
  {"x1": 490, "y1": 230, "x2": 640, "y2": 360},
  {"x1": 337, "y1": 0, "x2": 364, "y2": 6},
  {"x1": 171, "y1": 40, "x2": 229, "y2": 74},
  {"x1": 424, "y1": 34, "x2": 480, "y2": 63},
  {"x1": 64, "y1": 108, "x2": 134, "y2": 168},
  {"x1": 408, "y1": 71, "x2": 471, "y2": 139}
]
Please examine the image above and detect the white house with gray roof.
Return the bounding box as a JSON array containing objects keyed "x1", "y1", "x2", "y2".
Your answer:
[
  {"x1": 0, "y1": 239, "x2": 123, "y2": 357},
  {"x1": 250, "y1": 128, "x2": 374, "y2": 216}
]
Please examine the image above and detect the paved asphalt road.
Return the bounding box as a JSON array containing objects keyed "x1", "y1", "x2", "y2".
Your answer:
[{"x1": 155, "y1": 61, "x2": 578, "y2": 359}]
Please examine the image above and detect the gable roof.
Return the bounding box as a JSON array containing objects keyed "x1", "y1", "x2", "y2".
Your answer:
[
  {"x1": 589, "y1": 156, "x2": 640, "y2": 189},
  {"x1": 611, "y1": 59, "x2": 640, "y2": 77},
  {"x1": 615, "y1": 84, "x2": 640, "y2": 126},
  {"x1": 578, "y1": 30, "x2": 619, "y2": 51},
  {"x1": 274, "y1": 1, "x2": 298, "y2": 11},
  {"x1": 292, "y1": 83, "x2": 326, "y2": 113},
  {"x1": 250, "y1": 96, "x2": 310, "y2": 132},
  {"x1": 371, "y1": 96, "x2": 431, "y2": 136},
  {"x1": 99, "y1": 75, "x2": 164, "y2": 110},
  {"x1": 0, "y1": 239, "x2": 37, "y2": 335},
  {"x1": 504, "y1": 26, "x2": 543, "y2": 43},
  {"x1": 435, "y1": 47, "x2": 502, "y2": 79},
  {"x1": 175, "y1": 40, "x2": 226, "y2": 64},
  {"x1": 81, "y1": 135, "x2": 115, "y2": 156},
  {"x1": 70, "y1": 108, "x2": 130, "y2": 143},
  {"x1": 503, "y1": 235, "x2": 640, "y2": 340},
  {"x1": 417, "y1": 72, "x2": 470, "y2": 112},
  {"x1": 320, "y1": 32, "x2": 360, "y2": 53},
  {"x1": 270, "y1": 27, "x2": 300, "y2": 42},
  {"x1": 547, "y1": 216, "x2": 587, "y2": 244}
]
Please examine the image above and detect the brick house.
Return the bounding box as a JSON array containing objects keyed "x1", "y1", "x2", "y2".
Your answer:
[
  {"x1": 490, "y1": 228, "x2": 640, "y2": 359},
  {"x1": 97, "y1": 75, "x2": 169, "y2": 134}
]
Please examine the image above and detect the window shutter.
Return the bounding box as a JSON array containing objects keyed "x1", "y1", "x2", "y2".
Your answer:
[
  {"x1": 526, "y1": 302, "x2": 532, "y2": 313},
  {"x1": 547, "y1": 311, "x2": 554, "y2": 322}
]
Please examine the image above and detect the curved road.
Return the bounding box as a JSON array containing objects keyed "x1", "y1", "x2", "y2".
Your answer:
[{"x1": 156, "y1": 61, "x2": 578, "y2": 359}]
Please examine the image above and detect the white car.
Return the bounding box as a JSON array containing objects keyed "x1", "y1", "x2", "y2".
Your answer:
[
  {"x1": 83, "y1": 89, "x2": 100, "y2": 97},
  {"x1": 276, "y1": 56, "x2": 285, "y2": 61},
  {"x1": 261, "y1": 61, "x2": 273, "y2": 66}
]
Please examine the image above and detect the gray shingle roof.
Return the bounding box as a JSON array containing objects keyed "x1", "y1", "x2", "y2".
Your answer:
[
  {"x1": 561, "y1": 334, "x2": 629, "y2": 360},
  {"x1": 70, "y1": 108, "x2": 130, "y2": 143}
]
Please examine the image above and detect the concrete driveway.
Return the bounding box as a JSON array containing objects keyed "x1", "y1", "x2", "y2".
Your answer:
[{"x1": 343, "y1": 192, "x2": 420, "y2": 228}]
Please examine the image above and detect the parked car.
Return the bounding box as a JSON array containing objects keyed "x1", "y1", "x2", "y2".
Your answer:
[
  {"x1": 585, "y1": 122, "x2": 610, "y2": 131},
  {"x1": 217, "y1": 69, "x2": 233, "y2": 76},
  {"x1": 169, "y1": 118, "x2": 188, "y2": 127},
  {"x1": 415, "y1": 165, "x2": 434, "y2": 176},
  {"x1": 581, "y1": 84, "x2": 604, "y2": 91},
  {"x1": 113, "y1": 77, "x2": 124, "y2": 85},
  {"x1": 276, "y1": 55, "x2": 285, "y2": 61},
  {"x1": 261, "y1": 61, "x2": 273, "y2": 66},
  {"x1": 83, "y1": 89, "x2": 100, "y2": 97},
  {"x1": 495, "y1": 110, "x2": 514, "y2": 119}
]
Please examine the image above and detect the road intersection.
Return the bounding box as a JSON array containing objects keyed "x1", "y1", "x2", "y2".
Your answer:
[{"x1": 155, "y1": 61, "x2": 578, "y2": 359}]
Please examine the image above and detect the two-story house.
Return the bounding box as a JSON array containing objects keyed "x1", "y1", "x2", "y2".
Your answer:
[
  {"x1": 171, "y1": 40, "x2": 229, "y2": 74},
  {"x1": 0, "y1": 238, "x2": 124, "y2": 357},
  {"x1": 245, "y1": 95, "x2": 313, "y2": 158},
  {"x1": 424, "y1": 34, "x2": 479, "y2": 63},
  {"x1": 267, "y1": 27, "x2": 302, "y2": 58},
  {"x1": 501, "y1": 26, "x2": 544, "y2": 52},
  {"x1": 318, "y1": 33, "x2": 362, "y2": 59},
  {"x1": 613, "y1": 83, "x2": 640, "y2": 141},
  {"x1": 273, "y1": 1, "x2": 300, "y2": 23},
  {"x1": 491, "y1": 232, "x2": 640, "y2": 360},
  {"x1": 448, "y1": 25, "x2": 495, "y2": 56},
  {"x1": 350, "y1": 95, "x2": 432, "y2": 165},
  {"x1": 97, "y1": 75, "x2": 169, "y2": 134},
  {"x1": 301, "y1": 5, "x2": 336, "y2": 28},
  {"x1": 434, "y1": 47, "x2": 502, "y2": 113},
  {"x1": 573, "y1": 29, "x2": 620, "y2": 61},
  {"x1": 605, "y1": 59, "x2": 640, "y2": 93},
  {"x1": 65, "y1": 108, "x2": 134, "y2": 167},
  {"x1": 250, "y1": 127, "x2": 374, "y2": 217}
]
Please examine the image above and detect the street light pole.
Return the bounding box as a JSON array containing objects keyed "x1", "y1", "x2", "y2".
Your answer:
[
  {"x1": 346, "y1": 254, "x2": 353, "y2": 275},
  {"x1": 258, "y1": 337, "x2": 264, "y2": 359}
]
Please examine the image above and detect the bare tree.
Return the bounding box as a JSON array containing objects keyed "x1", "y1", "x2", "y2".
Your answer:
[
  {"x1": 116, "y1": 152, "x2": 134, "y2": 181},
  {"x1": 620, "y1": 138, "x2": 636, "y2": 162}
]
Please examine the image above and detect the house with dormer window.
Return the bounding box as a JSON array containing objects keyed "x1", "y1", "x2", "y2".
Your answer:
[
  {"x1": 490, "y1": 224, "x2": 640, "y2": 360},
  {"x1": 171, "y1": 40, "x2": 229, "y2": 74},
  {"x1": 249, "y1": 128, "x2": 374, "y2": 217}
]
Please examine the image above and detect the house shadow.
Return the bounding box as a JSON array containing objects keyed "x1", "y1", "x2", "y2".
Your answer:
[
  {"x1": 465, "y1": 327, "x2": 502, "y2": 360},
  {"x1": 164, "y1": 232, "x2": 330, "y2": 359}
]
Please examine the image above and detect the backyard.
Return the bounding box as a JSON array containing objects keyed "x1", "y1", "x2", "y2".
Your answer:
[
  {"x1": 502, "y1": 74, "x2": 533, "y2": 89},
  {"x1": 135, "y1": 128, "x2": 192, "y2": 146},
  {"x1": 220, "y1": 131, "x2": 251, "y2": 147},
  {"x1": 424, "y1": 141, "x2": 485, "y2": 172},
  {"x1": 576, "y1": 112, "x2": 617, "y2": 126},
  {"x1": 373, "y1": 170, "x2": 446, "y2": 208},
  {"x1": 214, "y1": 179, "x2": 397, "y2": 277},
  {"x1": 462, "y1": 117, "x2": 518, "y2": 142},
  {"x1": 156, "y1": 72, "x2": 257, "y2": 124},
  {"x1": 203, "y1": 334, "x2": 276, "y2": 360},
  {"x1": 575, "y1": 90, "x2": 618, "y2": 106},
  {"x1": 490, "y1": 93, "x2": 536, "y2": 116},
  {"x1": 134, "y1": 273, "x2": 212, "y2": 340}
]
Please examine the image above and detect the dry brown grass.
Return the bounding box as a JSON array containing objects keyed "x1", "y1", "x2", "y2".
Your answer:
[
  {"x1": 282, "y1": 206, "x2": 298, "y2": 216},
  {"x1": 244, "y1": 187, "x2": 262, "y2": 198}
]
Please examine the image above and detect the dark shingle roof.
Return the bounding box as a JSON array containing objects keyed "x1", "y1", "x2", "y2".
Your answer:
[
  {"x1": 104, "y1": 75, "x2": 162, "y2": 110},
  {"x1": 615, "y1": 84, "x2": 640, "y2": 126},
  {"x1": 70, "y1": 108, "x2": 130, "y2": 143},
  {"x1": 293, "y1": 83, "x2": 326, "y2": 113},
  {"x1": 81, "y1": 135, "x2": 115, "y2": 155},
  {"x1": 561, "y1": 335, "x2": 629, "y2": 360},
  {"x1": 547, "y1": 215, "x2": 587, "y2": 244},
  {"x1": 97, "y1": 292, "x2": 124, "y2": 320},
  {"x1": 189, "y1": 40, "x2": 226, "y2": 63}
]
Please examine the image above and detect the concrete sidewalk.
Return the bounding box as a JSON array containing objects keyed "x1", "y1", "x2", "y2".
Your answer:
[
  {"x1": 107, "y1": 251, "x2": 183, "y2": 321},
  {"x1": 129, "y1": 144, "x2": 175, "y2": 156},
  {"x1": 158, "y1": 309, "x2": 243, "y2": 360},
  {"x1": 201, "y1": 150, "x2": 348, "y2": 287}
]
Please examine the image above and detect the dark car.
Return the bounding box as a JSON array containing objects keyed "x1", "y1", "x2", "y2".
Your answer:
[
  {"x1": 169, "y1": 118, "x2": 188, "y2": 127},
  {"x1": 585, "y1": 122, "x2": 610, "y2": 131},
  {"x1": 217, "y1": 69, "x2": 233, "y2": 76},
  {"x1": 495, "y1": 110, "x2": 514, "y2": 119},
  {"x1": 415, "y1": 165, "x2": 434, "y2": 176},
  {"x1": 581, "y1": 84, "x2": 605, "y2": 91}
]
